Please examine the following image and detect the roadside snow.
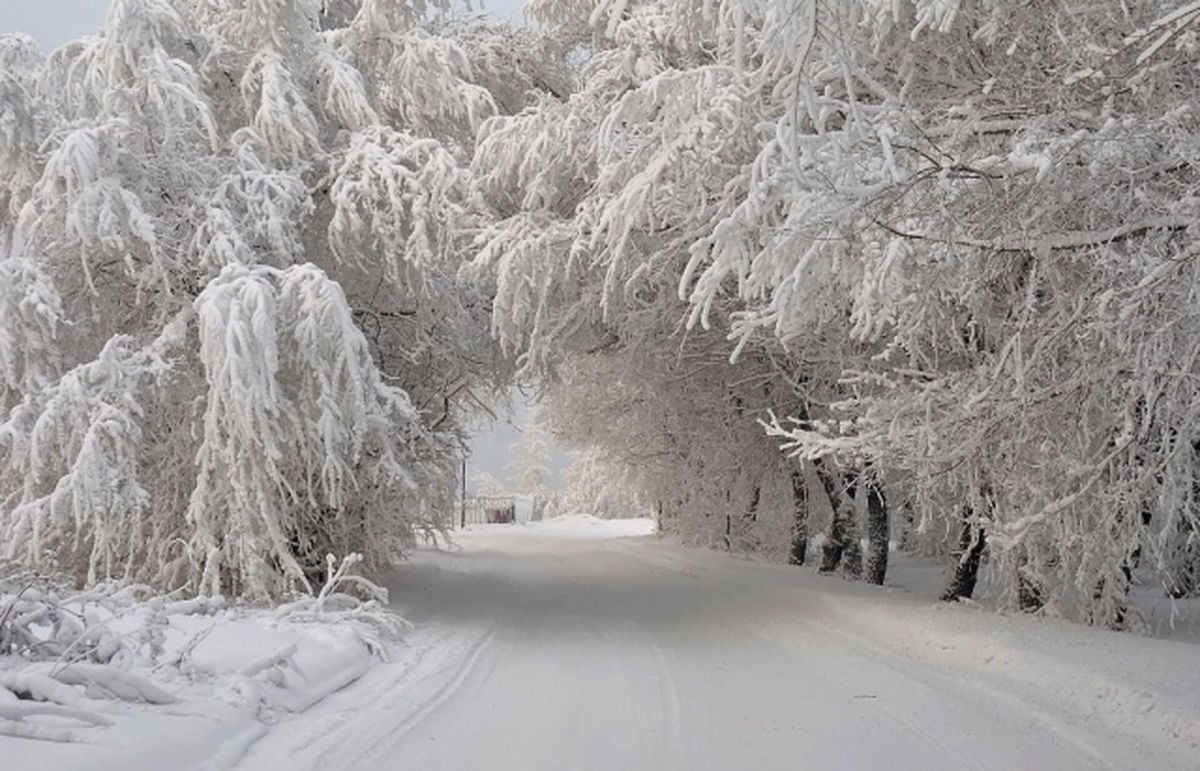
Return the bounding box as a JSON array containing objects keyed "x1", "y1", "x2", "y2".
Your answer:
[{"x1": 0, "y1": 561, "x2": 405, "y2": 771}]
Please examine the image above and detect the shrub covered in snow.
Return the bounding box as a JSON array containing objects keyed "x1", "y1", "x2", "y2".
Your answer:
[{"x1": 0, "y1": 554, "x2": 408, "y2": 744}]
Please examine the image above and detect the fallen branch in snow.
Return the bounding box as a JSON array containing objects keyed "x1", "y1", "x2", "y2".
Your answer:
[
  {"x1": 0, "y1": 701, "x2": 113, "y2": 726},
  {"x1": 239, "y1": 642, "x2": 301, "y2": 679},
  {"x1": 47, "y1": 664, "x2": 178, "y2": 704},
  {"x1": 0, "y1": 669, "x2": 114, "y2": 744},
  {"x1": 0, "y1": 671, "x2": 86, "y2": 706},
  {"x1": 160, "y1": 595, "x2": 226, "y2": 617},
  {"x1": 272, "y1": 554, "x2": 412, "y2": 658},
  {"x1": 0, "y1": 563, "x2": 408, "y2": 750},
  {"x1": 0, "y1": 720, "x2": 79, "y2": 743}
]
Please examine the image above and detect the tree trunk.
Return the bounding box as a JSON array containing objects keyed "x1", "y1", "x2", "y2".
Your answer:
[
  {"x1": 734, "y1": 485, "x2": 761, "y2": 553},
  {"x1": 815, "y1": 461, "x2": 862, "y2": 578},
  {"x1": 788, "y1": 469, "x2": 808, "y2": 566},
  {"x1": 864, "y1": 476, "x2": 888, "y2": 585},
  {"x1": 1018, "y1": 563, "x2": 1045, "y2": 612},
  {"x1": 941, "y1": 512, "x2": 987, "y2": 601},
  {"x1": 1164, "y1": 526, "x2": 1199, "y2": 598},
  {"x1": 1105, "y1": 504, "x2": 1153, "y2": 627}
]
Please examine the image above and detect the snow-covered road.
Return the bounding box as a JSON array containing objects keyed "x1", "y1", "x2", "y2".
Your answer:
[{"x1": 234, "y1": 518, "x2": 1200, "y2": 771}]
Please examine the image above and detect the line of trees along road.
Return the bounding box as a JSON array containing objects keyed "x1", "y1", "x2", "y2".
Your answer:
[{"x1": 2, "y1": 0, "x2": 1198, "y2": 627}]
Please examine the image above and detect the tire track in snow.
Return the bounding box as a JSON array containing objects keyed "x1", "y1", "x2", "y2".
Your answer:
[
  {"x1": 231, "y1": 622, "x2": 497, "y2": 771},
  {"x1": 310, "y1": 624, "x2": 498, "y2": 769},
  {"x1": 378, "y1": 625, "x2": 497, "y2": 738},
  {"x1": 645, "y1": 628, "x2": 686, "y2": 767}
]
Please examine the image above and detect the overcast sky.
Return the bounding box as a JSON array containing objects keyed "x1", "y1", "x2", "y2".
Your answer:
[
  {"x1": 1, "y1": 0, "x2": 110, "y2": 49},
  {"x1": 0, "y1": 0, "x2": 570, "y2": 495},
  {"x1": 0, "y1": 0, "x2": 527, "y2": 50}
]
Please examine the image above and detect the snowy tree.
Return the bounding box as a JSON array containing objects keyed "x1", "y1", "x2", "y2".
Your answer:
[
  {"x1": 6, "y1": 0, "x2": 1198, "y2": 628},
  {"x1": 469, "y1": 0, "x2": 1200, "y2": 624},
  {"x1": 671, "y1": 0, "x2": 1200, "y2": 621},
  {"x1": 559, "y1": 447, "x2": 651, "y2": 521},
  {"x1": 0, "y1": 0, "x2": 566, "y2": 597},
  {"x1": 468, "y1": 0, "x2": 869, "y2": 571},
  {"x1": 469, "y1": 470, "x2": 508, "y2": 497},
  {"x1": 509, "y1": 416, "x2": 556, "y2": 518}
]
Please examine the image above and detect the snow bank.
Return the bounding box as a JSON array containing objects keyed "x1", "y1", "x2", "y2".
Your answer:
[
  {"x1": 801, "y1": 577, "x2": 1200, "y2": 764},
  {"x1": 0, "y1": 561, "x2": 407, "y2": 770},
  {"x1": 646, "y1": 543, "x2": 1200, "y2": 767}
]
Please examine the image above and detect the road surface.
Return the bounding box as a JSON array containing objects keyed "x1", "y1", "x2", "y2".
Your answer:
[{"x1": 233, "y1": 518, "x2": 1198, "y2": 770}]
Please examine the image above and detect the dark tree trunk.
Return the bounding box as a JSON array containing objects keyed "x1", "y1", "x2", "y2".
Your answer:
[
  {"x1": 788, "y1": 469, "x2": 808, "y2": 566},
  {"x1": 723, "y1": 488, "x2": 732, "y2": 551},
  {"x1": 1104, "y1": 505, "x2": 1154, "y2": 627},
  {"x1": 898, "y1": 502, "x2": 917, "y2": 551},
  {"x1": 1018, "y1": 569, "x2": 1045, "y2": 612},
  {"x1": 815, "y1": 461, "x2": 862, "y2": 578},
  {"x1": 864, "y1": 477, "x2": 889, "y2": 585},
  {"x1": 842, "y1": 519, "x2": 864, "y2": 579},
  {"x1": 941, "y1": 513, "x2": 987, "y2": 602},
  {"x1": 815, "y1": 463, "x2": 845, "y2": 572},
  {"x1": 736, "y1": 485, "x2": 762, "y2": 553}
]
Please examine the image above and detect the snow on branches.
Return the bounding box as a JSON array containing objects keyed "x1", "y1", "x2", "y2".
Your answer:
[
  {"x1": 189, "y1": 263, "x2": 433, "y2": 597},
  {"x1": 467, "y1": 0, "x2": 1200, "y2": 623},
  {"x1": 0, "y1": 1, "x2": 562, "y2": 599}
]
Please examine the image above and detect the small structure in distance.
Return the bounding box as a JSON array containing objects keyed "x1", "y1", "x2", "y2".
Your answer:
[{"x1": 462, "y1": 495, "x2": 536, "y2": 526}]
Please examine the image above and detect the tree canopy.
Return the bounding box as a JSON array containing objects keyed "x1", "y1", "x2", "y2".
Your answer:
[{"x1": 3, "y1": 0, "x2": 1198, "y2": 625}]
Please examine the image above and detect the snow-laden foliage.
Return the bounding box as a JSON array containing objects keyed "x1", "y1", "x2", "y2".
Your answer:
[
  {"x1": 538, "y1": 347, "x2": 812, "y2": 558},
  {"x1": 5, "y1": 0, "x2": 1198, "y2": 630},
  {"x1": 558, "y1": 447, "x2": 653, "y2": 521},
  {"x1": 468, "y1": 0, "x2": 1200, "y2": 624},
  {"x1": 187, "y1": 263, "x2": 441, "y2": 597},
  {"x1": 467, "y1": 0, "x2": 857, "y2": 570},
  {"x1": 0, "y1": 328, "x2": 176, "y2": 586},
  {"x1": 0, "y1": 237, "x2": 64, "y2": 413},
  {"x1": 0, "y1": 1, "x2": 566, "y2": 598},
  {"x1": 509, "y1": 419, "x2": 554, "y2": 518}
]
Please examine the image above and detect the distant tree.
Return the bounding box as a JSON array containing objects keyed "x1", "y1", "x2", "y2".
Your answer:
[
  {"x1": 559, "y1": 448, "x2": 650, "y2": 521},
  {"x1": 469, "y1": 471, "x2": 508, "y2": 498},
  {"x1": 510, "y1": 418, "x2": 555, "y2": 517}
]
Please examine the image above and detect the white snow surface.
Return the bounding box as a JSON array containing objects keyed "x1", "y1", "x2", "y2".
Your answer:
[
  {"x1": 236, "y1": 515, "x2": 1199, "y2": 771},
  {"x1": 0, "y1": 588, "x2": 391, "y2": 770},
  {"x1": 8, "y1": 515, "x2": 1199, "y2": 770}
]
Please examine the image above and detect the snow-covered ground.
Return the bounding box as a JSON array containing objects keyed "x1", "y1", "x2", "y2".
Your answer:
[
  {"x1": 6, "y1": 515, "x2": 1199, "y2": 770},
  {"x1": 0, "y1": 559, "x2": 404, "y2": 770},
  {"x1": 238, "y1": 515, "x2": 1198, "y2": 770}
]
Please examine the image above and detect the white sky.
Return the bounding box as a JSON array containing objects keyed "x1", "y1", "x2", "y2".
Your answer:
[
  {"x1": 0, "y1": 0, "x2": 570, "y2": 495},
  {"x1": 0, "y1": 0, "x2": 528, "y2": 51},
  {"x1": 466, "y1": 389, "x2": 574, "y2": 495},
  {"x1": 1, "y1": 0, "x2": 110, "y2": 49}
]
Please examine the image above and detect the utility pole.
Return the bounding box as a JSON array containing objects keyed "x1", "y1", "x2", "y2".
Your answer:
[{"x1": 460, "y1": 455, "x2": 467, "y2": 529}]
